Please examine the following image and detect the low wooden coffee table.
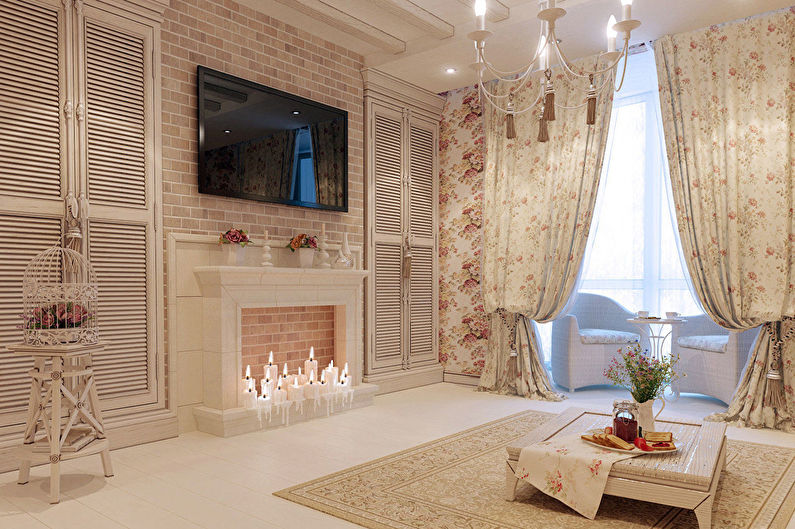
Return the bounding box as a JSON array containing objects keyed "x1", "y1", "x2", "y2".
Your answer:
[{"x1": 505, "y1": 407, "x2": 726, "y2": 528}]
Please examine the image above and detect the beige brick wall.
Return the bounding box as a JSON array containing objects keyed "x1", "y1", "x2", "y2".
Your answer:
[
  {"x1": 241, "y1": 306, "x2": 335, "y2": 380},
  {"x1": 160, "y1": 0, "x2": 364, "y2": 405},
  {"x1": 160, "y1": 0, "x2": 364, "y2": 245}
]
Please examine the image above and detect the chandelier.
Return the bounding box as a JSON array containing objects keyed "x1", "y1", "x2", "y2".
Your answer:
[{"x1": 469, "y1": 0, "x2": 641, "y2": 141}]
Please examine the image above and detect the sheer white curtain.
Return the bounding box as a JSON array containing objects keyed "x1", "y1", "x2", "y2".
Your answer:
[{"x1": 538, "y1": 49, "x2": 701, "y2": 363}]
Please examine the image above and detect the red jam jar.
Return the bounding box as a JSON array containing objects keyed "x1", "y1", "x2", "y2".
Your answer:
[{"x1": 612, "y1": 400, "x2": 639, "y2": 443}]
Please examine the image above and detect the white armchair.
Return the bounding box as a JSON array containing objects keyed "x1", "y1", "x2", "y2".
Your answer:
[
  {"x1": 551, "y1": 294, "x2": 650, "y2": 391},
  {"x1": 671, "y1": 315, "x2": 759, "y2": 404}
]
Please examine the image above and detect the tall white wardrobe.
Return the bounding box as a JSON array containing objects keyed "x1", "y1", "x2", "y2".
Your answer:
[
  {"x1": 0, "y1": 0, "x2": 172, "y2": 471},
  {"x1": 362, "y1": 69, "x2": 444, "y2": 394}
]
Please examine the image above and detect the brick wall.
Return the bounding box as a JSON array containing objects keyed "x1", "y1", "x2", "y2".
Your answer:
[
  {"x1": 241, "y1": 306, "x2": 335, "y2": 380},
  {"x1": 159, "y1": 0, "x2": 365, "y2": 403}
]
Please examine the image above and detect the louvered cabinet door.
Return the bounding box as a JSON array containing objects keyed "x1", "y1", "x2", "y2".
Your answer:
[
  {"x1": 80, "y1": 7, "x2": 160, "y2": 412},
  {"x1": 407, "y1": 119, "x2": 438, "y2": 366},
  {"x1": 368, "y1": 106, "x2": 405, "y2": 373},
  {"x1": 0, "y1": 0, "x2": 66, "y2": 427}
]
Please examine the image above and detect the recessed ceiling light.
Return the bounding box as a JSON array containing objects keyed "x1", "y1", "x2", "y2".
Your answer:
[
  {"x1": 223, "y1": 129, "x2": 231, "y2": 134},
  {"x1": 292, "y1": 110, "x2": 301, "y2": 115},
  {"x1": 445, "y1": 67, "x2": 457, "y2": 74}
]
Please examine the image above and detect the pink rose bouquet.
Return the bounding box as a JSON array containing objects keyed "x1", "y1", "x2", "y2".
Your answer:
[{"x1": 219, "y1": 227, "x2": 250, "y2": 247}]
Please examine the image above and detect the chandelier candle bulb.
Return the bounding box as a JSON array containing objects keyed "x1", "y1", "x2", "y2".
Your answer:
[
  {"x1": 474, "y1": 0, "x2": 486, "y2": 30},
  {"x1": 620, "y1": 0, "x2": 632, "y2": 21},
  {"x1": 606, "y1": 15, "x2": 617, "y2": 52},
  {"x1": 304, "y1": 347, "x2": 318, "y2": 381}
]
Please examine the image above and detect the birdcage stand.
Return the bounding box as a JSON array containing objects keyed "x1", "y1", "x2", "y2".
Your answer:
[{"x1": 10, "y1": 342, "x2": 112, "y2": 504}]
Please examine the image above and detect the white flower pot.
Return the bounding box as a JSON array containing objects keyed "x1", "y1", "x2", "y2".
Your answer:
[
  {"x1": 634, "y1": 397, "x2": 665, "y2": 436},
  {"x1": 223, "y1": 244, "x2": 245, "y2": 266},
  {"x1": 298, "y1": 247, "x2": 315, "y2": 268}
]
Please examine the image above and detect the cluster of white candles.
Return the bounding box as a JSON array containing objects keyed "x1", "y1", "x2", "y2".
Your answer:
[{"x1": 240, "y1": 347, "x2": 351, "y2": 411}]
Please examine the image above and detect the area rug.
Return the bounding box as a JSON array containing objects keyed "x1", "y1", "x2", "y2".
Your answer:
[{"x1": 274, "y1": 410, "x2": 795, "y2": 529}]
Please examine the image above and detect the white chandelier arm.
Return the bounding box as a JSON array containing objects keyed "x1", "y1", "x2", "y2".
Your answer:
[
  {"x1": 613, "y1": 48, "x2": 631, "y2": 92},
  {"x1": 476, "y1": 58, "x2": 540, "y2": 102},
  {"x1": 478, "y1": 48, "x2": 536, "y2": 87},
  {"x1": 476, "y1": 25, "x2": 545, "y2": 80},
  {"x1": 478, "y1": 76, "x2": 543, "y2": 116},
  {"x1": 550, "y1": 28, "x2": 629, "y2": 79}
]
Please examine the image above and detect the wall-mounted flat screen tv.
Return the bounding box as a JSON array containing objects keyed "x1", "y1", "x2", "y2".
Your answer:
[{"x1": 197, "y1": 66, "x2": 348, "y2": 211}]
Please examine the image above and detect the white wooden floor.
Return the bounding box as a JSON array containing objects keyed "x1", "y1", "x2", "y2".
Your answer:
[{"x1": 1, "y1": 383, "x2": 794, "y2": 529}]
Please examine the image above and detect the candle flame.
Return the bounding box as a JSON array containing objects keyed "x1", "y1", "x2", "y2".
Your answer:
[
  {"x1": 343, "y1": 362, "x2": 349, "y2": 376},
  {"x1": 298, "y1": 366, "x2": 302, "y2": 376},
  {"x1": 329, "y1": 359, "x2": 334, "y2": 369},
  {"x1": 268, "y1": 351, "x2": 274, "y2": 365},
  {"x1": 245, "y1": 365, "x2": 251, "y2": 379},
  {"x1": 321, "y1": 371, "x2": 326, "y2": 384},
  {"x1": 277, "y1": 380, "x2": 282, "y2": 390},
  {"x1": 310, "y1": 370, "x2": 316, "y2": 383},
  {"x1": 310, "y1": 346, "x2": 314, "y2": 360},
  {"x1": 283, "y1": 364, "x2": 288, "y2": 377}
]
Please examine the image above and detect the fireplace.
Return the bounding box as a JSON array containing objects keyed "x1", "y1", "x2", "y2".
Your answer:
[{"x1": 190, "y1": 264, "x2": 374, "y2": 437}]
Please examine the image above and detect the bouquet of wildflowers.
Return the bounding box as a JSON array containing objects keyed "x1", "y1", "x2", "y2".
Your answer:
[
  {"x1": 286, "y1": 233, "x2": 318, "y2": 252},
  {"x1": 219, "y1": 227, "x2": 250, "y2": 247},
  {"x1": 603, "y1": 343, "x2": 681, "y2": 403}
]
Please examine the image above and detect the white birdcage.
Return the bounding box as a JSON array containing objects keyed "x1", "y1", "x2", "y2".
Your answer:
[{"x1": 21, "y1": 246, "x2": 99, "y2": 346}]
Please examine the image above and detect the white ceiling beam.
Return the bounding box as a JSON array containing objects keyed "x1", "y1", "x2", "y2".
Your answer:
[
  {"x1": 368, "y1": 0, "x2": 454, "y2": 39},
  {"x1": 456, "y1": 0, "x2": 510, "y2": 22},
  {"x1": 272, "y1": 0, "x2": 406, "y2": 53}
]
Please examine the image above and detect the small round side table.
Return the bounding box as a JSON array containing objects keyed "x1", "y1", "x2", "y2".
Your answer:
[{"x1": 626, "y1": 317, "x2": 686, "y2": 361}]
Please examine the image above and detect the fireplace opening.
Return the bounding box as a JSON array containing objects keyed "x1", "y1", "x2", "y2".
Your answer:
[{"x1": 241, "y1": 305, "x2": 338, "y2": 381}]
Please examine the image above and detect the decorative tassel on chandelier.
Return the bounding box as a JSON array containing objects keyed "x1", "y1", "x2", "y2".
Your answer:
[
  {"x1": 506, "y1": 93, "x2": 517, "y2": 139},
  {"x1": 586, "y1": 74, "x2": 597, "y2": 126},
  {"x1": 543, "y1": 70, "x2": 555, "y2": 122},
  {"x1": 468, "y1": 0, "x2": 641, "y2": 142},
  {"x1": 537, "y1": 109, "x2": 549, "y2": 143}
]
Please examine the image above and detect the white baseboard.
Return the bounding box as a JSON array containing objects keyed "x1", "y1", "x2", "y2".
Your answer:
[
  {"x1": 364, "y1": 364, "x2": 444, "y2": 395},
  {"x1": 443, "y1": 372, "x2": 480, "y2": 386}
]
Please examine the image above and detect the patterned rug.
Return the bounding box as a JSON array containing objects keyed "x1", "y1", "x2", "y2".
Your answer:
[{"x1": 274, "y1": 410, "x2": 795, "y2": 529}]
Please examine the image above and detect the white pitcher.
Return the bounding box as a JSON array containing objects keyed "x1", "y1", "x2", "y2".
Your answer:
[{"x1": 634, "y1": 398, "x2": 665, "y2": 436}]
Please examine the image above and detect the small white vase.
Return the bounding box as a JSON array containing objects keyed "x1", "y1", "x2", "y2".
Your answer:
[
  {"x1": 297, "y1": 247, "x2": 315, "y2": 268},
  {"x1": 223, "y1": 244, "x2": 245, "y2": 266},
  {"x1": 634, "y1": 398, "x2": 665, "y2": 436}
]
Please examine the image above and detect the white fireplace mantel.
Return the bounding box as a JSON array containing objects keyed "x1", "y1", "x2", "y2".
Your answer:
[{"x1": 191, "y1": 265, "x2": 373, "y2": 436}]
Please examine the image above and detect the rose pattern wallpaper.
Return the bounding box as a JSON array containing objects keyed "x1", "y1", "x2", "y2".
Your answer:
[{"x1": 438, "y1": 86, "x2": 489, "y2": 376}]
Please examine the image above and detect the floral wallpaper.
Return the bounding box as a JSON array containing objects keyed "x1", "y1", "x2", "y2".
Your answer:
[{"x1": 438, "y1": 86, "x2": 489, "y2": 376}]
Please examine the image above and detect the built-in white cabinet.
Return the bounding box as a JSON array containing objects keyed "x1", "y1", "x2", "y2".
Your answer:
[
  {"x1": 0, "y1": 0, "x2": 170, "y2": 463},
  {"x1": 363, "y1": 69, "x2": 444, "y2": 394}
]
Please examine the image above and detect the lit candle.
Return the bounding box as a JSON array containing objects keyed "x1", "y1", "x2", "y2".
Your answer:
[
  {"x1": 243, "y1": 378, "x2": 257, "y2": 409},
  {"x1": 258, "y1": 387, "x2": 272, "y2": 409},
  {"x1": 606, "y1": 15, "x2": 617, "y2": 52},
  {"x1": 261, "y1": 375, "x2": 275, "y2": 399},
  {"x1": 272, "y1": 380, "x2": 286, "y2": 405},
  {"x1": 342, "y1": 362, "x2": 349, "y2": 378},
  {"x1": 304, "y1": 347, "x2": 318, "y2": 382},
  {"x1": 280, "y1": 363, "x2": 290, "y2": 387},
  {"x1": 241, "y1": 364, "x2": 252, "y2": 392},
  {"x1": 474, "y1": 0, "x2": 486, "y2": 31},
  {"x1": 265, "y1": 351, "x2": 278, "y2": 381},
  {"x1": 288, "y1": 376, "x2": 304, "y2": 401},
  {"x1": 320, "y1": 370, "x2": 329, "y2": 395},
  {"x1": 325, "y1": 360, "x2": 339, "y2": 388},
  {"x1": 620, "y1": 0, "x2": 632, "y2": 21},
  {"x1": 297, "y1": 366, "x2": 308, "y2": 385},
  {"x1": 305, "y1": 370, "x2": 320, "y2": 400}
]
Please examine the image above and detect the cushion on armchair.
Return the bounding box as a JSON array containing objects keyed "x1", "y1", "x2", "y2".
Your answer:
[
  {"x1": 676, "y1": 335, "x2": 728, "y2": 353},
  {"x1": 578, "y1": 328, "x2": 640, "y2": 344}
]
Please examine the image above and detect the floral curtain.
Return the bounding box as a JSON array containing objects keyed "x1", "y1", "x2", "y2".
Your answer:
[
  {"x1": 241, "y1": 129, "x2": 297, "y2": 200},
  {"x1": 311, "y1": 118, "x2": 346, "y2": 207},
  {"x1": 479, "y1": 59, "x2": 614, "y2": 399},
  {"x1": 654, "y1": 8, "x2": 795, "y2": 430}
]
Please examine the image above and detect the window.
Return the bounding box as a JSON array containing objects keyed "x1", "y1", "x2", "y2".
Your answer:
[
  {"x1": 291, "y1": 127, "x2": 317, "y2": 203},
  {"x1": 578, "y1": 50, "x2": 701, "y2": 317}
]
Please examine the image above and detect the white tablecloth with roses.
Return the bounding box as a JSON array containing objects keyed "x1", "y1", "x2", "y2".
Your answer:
[{"x1": 515, "y1": 434, "x2": 641, "y2": 519}]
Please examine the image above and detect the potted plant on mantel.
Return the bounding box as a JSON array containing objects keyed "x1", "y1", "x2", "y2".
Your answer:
[
  {"x1": 603, "y1": 343, "x2": 681, "y2": 434},
  {"x1": 219, "y1": 227, "x2": 250, "y2": 265},
  {"x1": 287, "y1": 233, "x2": 318, "y2": 268}
]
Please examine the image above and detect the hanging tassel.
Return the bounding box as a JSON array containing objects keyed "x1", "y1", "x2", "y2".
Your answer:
[
  {"x1": 543, "y1": 70, "x2": 555, "y2": 122},
  {"x1": 506, "y1": 94, "x2": 516, "y2": 139},
  {"x1": 537, "y1": 113, "x2": 549, "y2": 143},
  {"x1": 586, "y1": 74, "x2": 597, "y2": 126},
  {"x1": 764, "y1": 320, "x2": 787, "y2": 409}
]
